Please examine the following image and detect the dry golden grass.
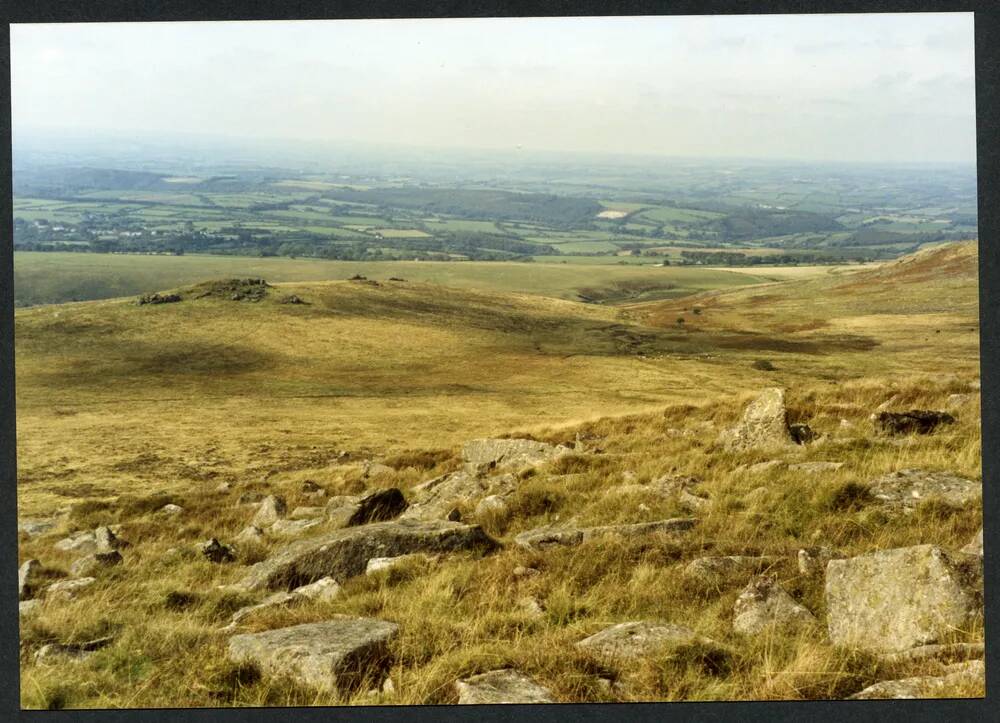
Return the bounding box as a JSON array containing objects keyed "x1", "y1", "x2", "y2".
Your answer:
[{"x1": 16, "y1": 242, "x2": 982, "y2": 707}]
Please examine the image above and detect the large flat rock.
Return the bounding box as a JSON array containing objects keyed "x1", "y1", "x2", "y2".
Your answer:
[
  {"x1": 236, "y1": 519, "x2": 499, "y2": 591},
  {"x1": 514, "y1": 518, "x2": 697, "y2": 551},
  {"x1": 576, "y1": 621, "x2": 716, "y2": 660},
  {"x1": 455, "y1": 668, "x2": 555, "y2": 704},
  {"x1": 461, "y1": 438, "x2": 569, "y2": 471},
  {"x1": 868, "y1": 469, "x2": 980, "y2": 510},
  {"x1": 228, "y1": 618, "x2": 398, "y2": 694},
  {"x1": 825, "y1": 545, "x2": 983, "y2": 653}
]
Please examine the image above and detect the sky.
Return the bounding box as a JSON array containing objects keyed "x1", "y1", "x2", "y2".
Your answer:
[{"x1": 11, "y1": 13, "x2": 977, "y2": 164}]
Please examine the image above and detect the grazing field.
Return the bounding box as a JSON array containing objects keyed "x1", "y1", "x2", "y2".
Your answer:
[{"x1": 15, "y1": 241, "x2": 982, "y2": 708}]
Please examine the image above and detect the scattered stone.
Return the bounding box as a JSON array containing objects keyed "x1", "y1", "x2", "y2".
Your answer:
[
  {"x1": 825, "y1": 545, "x2": 983, "y2": 653},
  {"x1": 46, "y1": 577, "x2": 96, "y2": 600},
  {"x1": 137, "y1": 292, "x2": 181, "y2": 306},
  {"x1": 54, "y1": 531, "x2": 97, "y2": 554},
  {"x1": 237, "y1": 519, "x2": 499, "y2": 591},
  {"x1": 70, "y1": 550, "x2": 123, "y2": 577},
  {"x1": 475, "y1": 495, "x2": 509, "y2": 522},
  {"x1": 849, "y1": 659, "x2": 984, "y2": 699},
  {"x1": 94, "y1": 526, "x2": 125, "y2": 553},
  {"x1": 290, "y1": 506, "x2": 325, "y2": 520},
  {"x1": 461, "y1": 438, "x2": 570, "y2": 472},
  {"x1": 839, "y1": 418, "x2": 854, "y2": 429},
  {"x1": 787, "y1": 461, "x2": 844, "y2": 474},
  {"x1": 19, "y1": 599, "x2": 42, "y2": 618},
  {"x1": 160, "y1": 503, "x2": 184, "y2": 516},
  {"x1": 235, "y1": 525, "x2": 266, "y2": 545},
  {"x1": 683, "y1": 556, "x2": 781, "y2": 589},
  {"x1": 19, "y1": 559, "x2": 43, "y2": 601},
  {"x1": 18, "y1": 518, "x2": 56, "y2": 538},
  {"x1": 280, "y1": 294, "x2": 305, "y2": 305},
  {"x1": 717, "y1": 388, "x2": 794, "y2": 451},
  {"x1": 198, "y1": 538, "x2": 236, "y2": 563},
  {"x1": 455, "y1": 669, "x2": 555, "y2": 704},
  {"x1": 215, "y1": 481, "x2": 232, "y2": 493},
  {"x1": 365, "y1": 553, "x2": 432, "y2": 576},
  {"x1": 788, "y1": 423, "x2": 816, "y2": 445},
  {"x1": 514, "y1": 518, "x2": 697, "y2": 551},
  {"x1": 252, "y1": 495, "x2": 288, "y2": 527},
  {"x1": 961, "y1": 528, "x2": 983, "y2": 557},
  {"x1": 269, "y1": 518, "x2": 323, "y2": 537},
  {"x1": 576, "y1": 621, "x2": 718, "y2": 660},
  {"x1": 292, "y1": 576, "x2": 342, "y2": 602},
  {"x1": 512, "y1": 566, "x2": 541, "y2": 579},
  {"x1": 797, "y1": 547, "x2": 842, "y2": 577},
  {"x1": 517, "y1": 596, "x2": 546, "y2": 619},
  {"x1": 868, "y1": 469, "x2": 980, "y2": 510},
  {"x1": 877, "y1": 642, "x2": 984, "y2": 666},
  {"x1": 227, "y1": 618, "x2": 399, "y2": 693},
  {"x1": 362, "y1": 461, "x2": 395, "y2": 479},
  {"x1": 874, "y1": 410, "x2": 955, "y2": 436},
  {"x1": 733, "y1": 577, "x2": 816, "y2": 635}
]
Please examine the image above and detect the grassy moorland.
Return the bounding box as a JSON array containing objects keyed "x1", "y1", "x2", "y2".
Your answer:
[{"x1": 15, "y1": 241, "x2": 981, "y2": 707}]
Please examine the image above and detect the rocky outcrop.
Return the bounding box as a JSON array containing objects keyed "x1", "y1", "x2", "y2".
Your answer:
[
  {"x1": 868, "y1": 469, "x2": 980, "y2": 510},
  {"x1": 236, "y1": 519, "x2": 499, "y2": 592},
  {"x1": 873, "y1": 410, "x2": 955, "y2": 436},
  {"x1": 455, "y1": 669, "x2": 555, "y2": 704},
  {"x1": 683, "y1": 556, "x2": 780, "y2": 589},
  {"x1": 825, "y1": 545, "x2": 983, "y2": 653},
  {"x1": 514, "y1": 518, "x2": 697, "y2": 551},
  {"x1": 732, "y1": 577, "x2": 816, "y2": 635},
  {"x1": 576, "y1": 621, "x2": 719, "y2": 660},
  {"x1": 461, "y1": 438, "x2": 569, "y2": 471},
  {"x1": 849, "y1": 659, "x2": 984, "y2": 699},
  {"x1": 400, "y1": 471, "x2": 515, "y2": 522},
  {"x1": 227, "y1": 618, "x2": 399, "y2": 693},
  {"x1": 717, "y1": 388, "x2": 795, "y2": 451}
]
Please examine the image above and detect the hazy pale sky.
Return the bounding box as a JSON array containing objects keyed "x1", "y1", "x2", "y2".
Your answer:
[{"x1": 11, "y1": 14, "x2": 977, "y2": 163}]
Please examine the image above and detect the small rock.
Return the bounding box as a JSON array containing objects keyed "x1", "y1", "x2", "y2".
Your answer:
[
  {"x1": 18, "y1": 518, "x2": 56, "y2": 538},
  {"x1": 19, "y1": 599, "x2": 42, "y2": 618},
  {"x1": 235, "y1": 525, "x2": 266, "y2": 545},
  {"x1": 94, "y1": 526, "x2": 125, "y2": 553},
  {"x1": 19, "y1": 559, "x2": 43, "y2": 601},
  {"x1": 227, "y1": 618, "x2": 399, "y2": 693},
  {"x1": 35, "y1": 643, "x2": 92, "y2": 665},
  {"x1": 455, "y1": 668, "x2": 555, "y2": 704},
  {"x1": 290, "y1": 506, "x2": 325, "y2": 520},
  {"x1": 576, "y1": 621, "x2": 720, "y2": 660},
  {"x1": 292, "y1": 576, "x2": 342, "y2": 602},
  {"x1": 382, "y1": 676, "x2": 396, "y2": 695},
  {"x1": 365, "y1": 553, "x2": 432, "y2": 576},
  {"x1": 198, "y1": 538, "x2": 236, "y2": 563},
  {"x1": 518, "y1": 596, "x2": 546, "y2": 619},
  {"x1": 362, "y1": 461, "x2": 395, "y2": 479},
  {"x1": 946, "y1": 393, "x2": 973, "y2": 410},
  {"x1": 960, "y1": 528, "x2": 983, "y2": 556},
  {"x1": 683, "y1": 556, "x2": 780, "y2": 589},
  {"x1": 797, "y1": 547, "x2": 842, "y2": 577},
  {"x1": 160, "y1": 503, "x2": 184, "y2": 516},
  {"x1": 873, "y1": 410, "x2": 955, "y2": 436},
  {"x1": 238, "y1": 492, "x2": 264, "y2": 506},
  {"x1": 46, "y1": 577, "x2": 96, "y2": 600},
  {"x1": 716, "y1": 388, "x2": 794, "y2": 451},
  {"x1": 215, "y1": 481, "x2": 232, "y2": 493},
  {"x1": 746, "y1": 460, "x2": 784, "y2": 475},
  {"x1": 877, "y1": 642, "x2": 984, "y2": 666},
  {"x1": 849, "y1": 659, "x2": 984, "y2": 699},
  {"x1": 475, "y1": 495, "x2": 509, "y2": 522},
  {"x1": 269, "y1": 518, "x2": 323, "y2": 537},
  {"x1": 70, "y1": 550, "x2": 123, "y2": 577},
  {"x1": 225, "y1": 591, "x2": 300, "y2": 628},
  {"x1": 733, "y1": 577, "x2": 816, "y2": 635},
  {"x1": 512, "y1": 566, "x2": 540, "y2": 579},
  {"x1": 252, "y1": 495, "x2": 288, "y2": 527}
]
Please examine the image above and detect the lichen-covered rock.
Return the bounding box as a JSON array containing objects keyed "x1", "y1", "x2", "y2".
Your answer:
[
  {"x1": 868, "y1": 469, "x2": 980, "y2": 510},
  {"x1": 849, "y1": 659, "x2": 984, "y2": 699},
  {"x1": 576, "y1": 621, "x2": 719, "y2": 660},
  {"x1": 960, "y1": 528, "x2": 983, "y2": 557},
  {"x1": 514, "y1": 519, "x2": 697, "y2": 551},
  {"x1": 227, "y1": 618, "x2": 399, "y2": 693},
  {"x1": 236, "y1": 519, "x2": 499, "y2": 592},
  {"x1": 19, "y1": 559, "x2": 43, "y2": 601},
  {"x1": 252, "y1": 495, "x2": 288, "y2": 527},
  {"x1": 683, "y1": 556, "x2": 780, "y2": 589},
  {"x1": 733, "y1": 577, "x2": 816, "y2": 635},
  {"x1": 461, "y1": 438, "x2": 570, "y2": 471},
  {"x1": 455, "y1": 669, "x2": 555, "y2": 704},
  {"x1": 160, "y1": 503, "x2": 184, "y2": 516},
  {"x1": 717, "y1": 388, "x2": 794, "y2": 451},
  {"x1": 825, "y1": 545, "x2": 983, "y2": 653}
]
